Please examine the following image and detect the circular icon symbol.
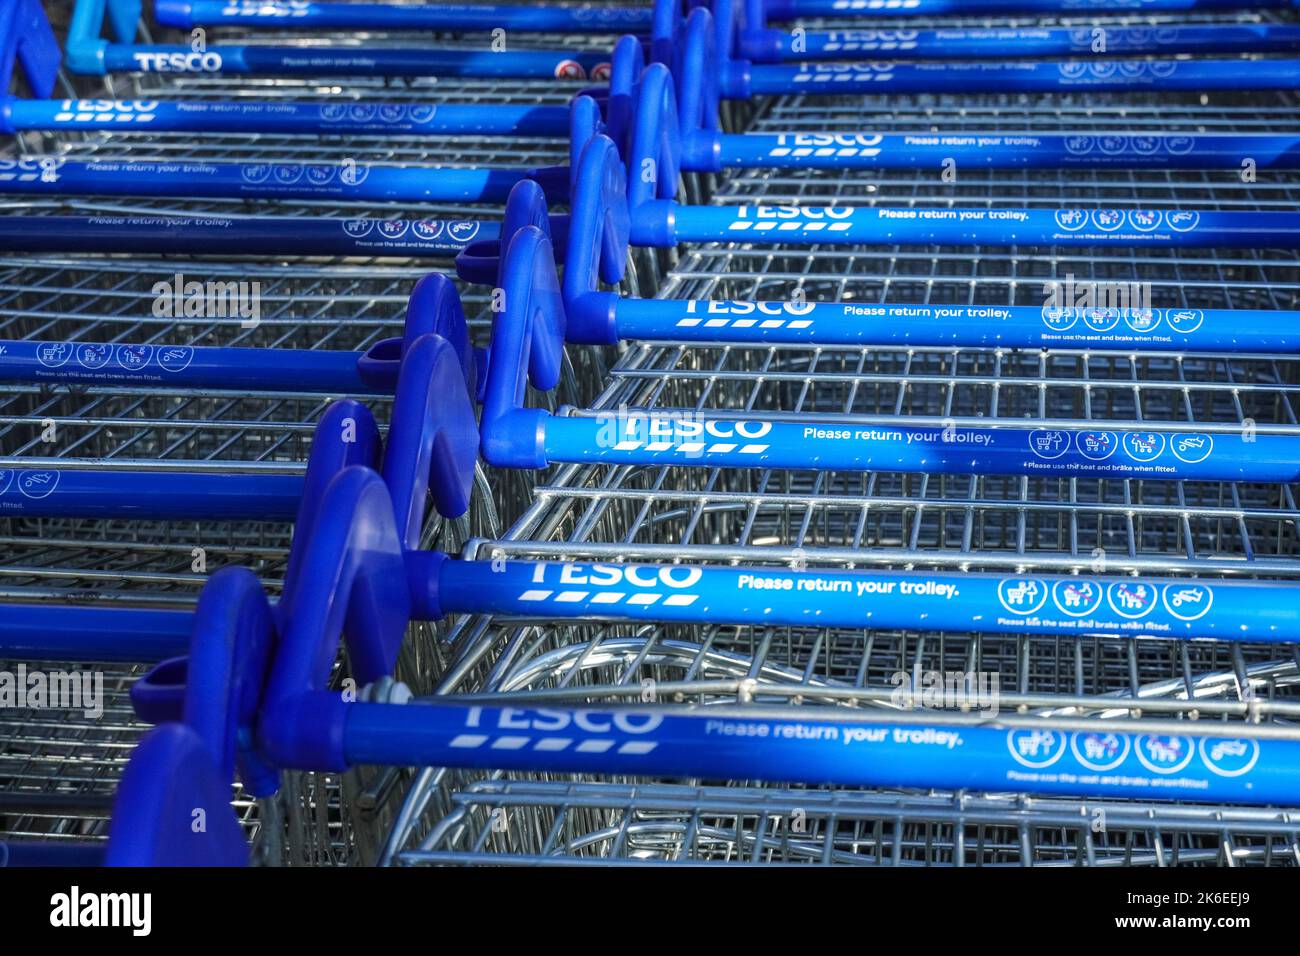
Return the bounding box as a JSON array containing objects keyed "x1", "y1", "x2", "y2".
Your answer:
[
  {"x1": 305, "y1": 165, "x2": 335, "y2": 186},
  {"x1": 1164, "y1": 210, "x2": 1200, "y2": 233},
  {"x1": 1149, "y1": 59, "x2": 1177, "y2": 78},
  {"x1": 1199, "y1": 737, "x2": 1259, "y2": 777},
  {"x1": 1118, "y1": 60, "x2": 1147, "y2": 79},
  {"x1": 1161, "y1": 583, "x2": 1213, "y2": 621},
  {"x1": 342, "y1": 219, "x2": 375, "y2": 238},
  {"x1": 320, "y1": 103, "x2": 348, "y2": 122},
  {"x1": 1028, "y1": 429, "x2": 1069, "y2": 460},
  {"x1": 1069, "y1": 28, "x2": 1091, "y2": 47},
  {"x1": 413, "y1": 220, "x2": 445, "y2": 241},
  {"x1": 379, "y1": 103, "x2": 406, "y2": 123},
  {"x1": 349, "y1": 103, "x2": 377, "y2": 122},
  {"x1": 1083, "y1": 307, "x2": 1121, "y2": 333},
  {"x1": 1124, "y1": 309, "x2": 1161, "y2": 334},
  {"x1": 1007, "y1": 729, "x2": 1066, "y2": 769},
  {"x1": 1055, "y1": 209, "x2": 1087, "y2": 231},
  {"x1": 1170, "y1": 432, "x2": 1212, "y2": 464},
  {"x1": 35, "y1": 342, "x2": 71, "y2": 369},
  {"x1": 1071, "y1": 731, "x2": 1130, "y2": 771},
  {"x1": 590, "y1": 62, "x2": 612, "y2": 82},
  {"x1": 1107, "y1": 581, "x2": 1156, "y2": 619},
  {"x1": 1165, "y1": 308, "x2": 1204, "y2": 334},
  {"x1": 1127, "y1": 209, "x2": 1160, "y2": 232},
  {"x1": 273, "y1": 165, "x2": 303, "y2": 185},
  {"x1": 377, "y1": 220, "x2": 410, "y2": 240},
  {"x1": 408, "y1": 104, "x2": 436, "y2": 123},
  {"x1": 241, "y1": 163, "x2": 271, "y2": 184},
  {"x1": 339, "y1": 162, "x2": 368, "y2": 186},
  {"x1": 1089, "y1": 61, "x2": 1117, "y2": 79},
  {"x1": 448, "y1": 221, "x2": 481, "y2": 243},
  {"x1": 1052, "y1": 578, "x2": 1104, "y2": 617},
  {"x1": 76, "y1": 343, "x2": 112, "y2": 370},
  {"x1": 1041, "y1": 306, "x2": 1078, "y2": 332},
  {"x1": 157, "y1": 346, "x2": 194, "y2": 373},
  {"x1": 1164, "y1": 136, "x2": 1195, "y2": 156},
  {"x1": 1122, "y1": 431, "x2": 1165, "y2": 462},
  {"x1": 114, "y1": 344, "x2": 153, "y2": 369},
  {"x1": 1064, "y1": 135, "x2": 1094, "y2": 156},
  {"x1": 1060, "y1": 61, "x2": 1088, "y2": 79},
  {"x1": 998, "y1": 578, "x2": 1048, "y2": 615},
  {"x1": 1091, "y1": 209, "x2": 1124, "y2": 232},
  {"x1": 1131, "y1": 136, "x2": 1160, "y2": 155},
  {"x1": 0, "y1": 470, "x2": 13, "y2": 495},
  {"x1": 554, "y1": 59, "x2": 587, "y2": 80},
  {"x1": 1127, "y1": 27, "x2": 1153, "y2": 46},
  {"x1": 17, "y1": 470, "x2": 59, "y2": 500},
  {"x1": 1098, "y1": 135, "x2": 1127, "y2": 156},
  {"x1": 1135, "y1": 735, "x2": 1194, "y2": 774},
  {"x1": 1076, "y1": 430, "x2": 1118, "y2": 461}
]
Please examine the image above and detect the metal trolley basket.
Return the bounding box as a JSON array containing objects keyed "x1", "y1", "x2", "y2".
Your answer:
[
  {"x1": 0, "y1": 1, "x2": 618, "y2": 864},
  {"x1": 376, "y1": 24, "x2": 1300, "y2": 866}
]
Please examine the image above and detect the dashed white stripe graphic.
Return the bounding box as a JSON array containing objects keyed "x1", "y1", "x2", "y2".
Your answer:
[
  {"x1": 517, "y1": 589, "x2": 700, "y2": 609},
  {"x1": 443, "y1": 734, "x2": 660, "y2": 757},
  {"x1": 676, "y1": 316, "x2": 814, "y2": 331}
]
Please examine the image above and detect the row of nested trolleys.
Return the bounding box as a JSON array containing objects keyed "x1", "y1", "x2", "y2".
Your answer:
[{"x1": 2, "y1": 0, "x2": 1300, "y2": 866}]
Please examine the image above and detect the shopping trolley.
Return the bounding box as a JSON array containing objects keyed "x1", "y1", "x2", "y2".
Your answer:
[
  {"x1": 380, "y1": 2, "x2": 1300, "y2": 867},
  {"x1": 16, "y1": 240, "x2": 1296, "y2": 866},
  {"x1": 0, "y1": 0, "x2": 591, "y2": 863}
]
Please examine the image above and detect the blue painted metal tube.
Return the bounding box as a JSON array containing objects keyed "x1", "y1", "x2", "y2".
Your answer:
[
  {"x1": 0, "y1": 160, "x2": 533, "y2": 204},
  {"x1": 611, "y1": 300, "x2": 1300, "y2": 353},
  {"x1": 539, "y1": 415, "x2": 1298, "y2": 483},
  {"x1": 0, "y1": 605, "x2": 194, "y2": 661},
  {"x1": 0, "y1": 215, "x2": 495, "y2": 257},
  {"x1": 0, "y1": 469, "x2": 303, "y2": 519},
  {"x1": 344, "y1": 700, "x2": 1300, "y2": 806},
  {"x1": 709, "y1": 132, "x2": 1300, "y2": 171},
  {"x1": 437, "y1": 559, "x2": 1297, "y2": 644},
  {"x1": 103, "y1": 44, "x2": 610, "y2": 79},
  {"x1": 0, "y1": 340, "x2": 377, "y2": 393},
  {"x1": 2, "y1": 98, "x2": 569, "y2": 137},
  {"x1": 736, "y1": 58, "x2": 1300, "y2": 98},
  {"x1": 657, "y1": 204, "x2": 1300, "y2": 249},
  {"x1": 744, "y1": 24, "x2": 1300, "y2": 61},
  {"x1": 765, "y1": 0, "x2": 1294, "y2": 18},
  {"x1": 157, "y1": 0, "x2": 653, "y2": 32}
]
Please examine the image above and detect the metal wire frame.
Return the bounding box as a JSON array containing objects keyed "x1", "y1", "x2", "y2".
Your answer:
[
  {"x1": 0, "y1": 52, "x2": 583, "y2": 866},
  {"x1": 372, "y1": 80, "x2": 1300, "y2": 866}
]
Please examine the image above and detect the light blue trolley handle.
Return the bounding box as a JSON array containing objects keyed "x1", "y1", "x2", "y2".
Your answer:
[
  {"x1": 733, "y1": 58, "x2": 1300, "y2": 98},
  {"x1": 345, "y1": 700, "x2": 1300, "y2": 807},
  {"x1": 740, "y1": 24, "x2": 1300, "y2": 61},
  {"x1": 0, "y1": 468, "x2": 303, "y2": 518},
  {"x1": 156, "y1": 0, "x2": 654, "y2": 32},
  {"x1": 647, "y1": 205, "x2": 1300, "y2": 249},
  {"x1": 98, "y1": 44, "x2": 612, "y2": 79},
  {"x1": 533, "y1": 416, "x2": 1299, "y2": 483},
  {"x1": 0, "y1": 159, "x2": 558, "y2": 205},
  {"x1": 707, "y1": 132, "x2": 1300, "y2": 172},
  {"x1": 764, "y1": 0, "x2": 1298, "y2": 17},
  {"x1": 0, "y1": 340, "x2": 382, "y2": 393},
  {"x1": 610, "y1": 300, "x2": 1300, "y2": 353},
  {"x1": 1, "y1": 98, "x2": 570, "y2": 137},
  {"x1": 0, "y1": 215, "x2": 496, "y2": 257}
]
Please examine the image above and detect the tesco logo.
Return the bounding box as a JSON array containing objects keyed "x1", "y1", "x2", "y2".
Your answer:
[
  {"x1": 550, "y1": 562, "x2": 704, "y2": 590},
  {"x1": 465, "y1": 706, "x2": 664, "y2": 736},
  {"x1": 131, "y1": 52, "x2": 224, "y2": 73}
]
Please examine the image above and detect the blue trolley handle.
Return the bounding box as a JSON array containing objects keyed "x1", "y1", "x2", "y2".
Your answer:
[
  {"x1": 187, "y1": 472, "x2": 1300, "y2": 828},
  {"x1": 0, "y1": 159, "x2": 570, "y2": 205},
  {"x1": 66, "y1": 0, "x2": 615, "y2": 79},
  {"x1": 156, "y1": 0, "x2": 654, "y2": 33},
  {"x1": 763, "y1": 0, "x2": 1299, "y2": 18},
  {"x1": 0, "y1": 214, "x2": 498, "y2": 257}
]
